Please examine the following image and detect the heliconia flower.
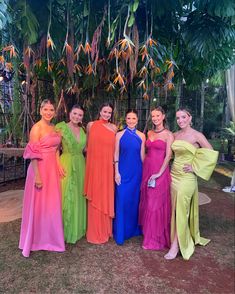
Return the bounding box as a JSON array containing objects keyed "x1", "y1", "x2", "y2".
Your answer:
[
  {"x1": 24, "y1": 46, "x2": 34, "y2": 58},
  {"x1": 166, "y1": 60, "x2": 173, "y2": 69},
  {"x1": 137, "y1": 79, "x2": 146, "y2": 91},
  {"x1": 75, "y1": 43, "x2": 85, "y2": 59},
  {"x1": 149, "y1": 58, "x2": 155, "y2": 69},
  {"x1": 84, "y1": 41, "x2": 92, "y2": 54},
  {"x1": 47, "y1": 62, "x2": 53, "y2": 72},
  {"x1": 143, "y1": 92, "x2": 149, "y2": 100},
  {"x1": 137, "y1": 66, "x2": 148, "y2": 77},
  {"x1": 47, "y1": 35, "x2": 56, "y2": 50},
  {"x1": 113, "y1": 72, "x2": 125, "y2": 87},
  {"x1": 108, "y1": 48, "x2": 119, "y2": 60},
  {"x1": 85, "y1": 64, "x2": 93, "y2": 75},
  {"x1": 74, "y1": 64, "x2": 82, "y2": 73},
  {"x1": 3, "y1": 45, "x2": 17, "y2": 58},
  {"x1": 35, "y1": 59, "x2": 42, "y2": 67},
  {"x1": 139, "y1": 45, "x2": 148, "y2": 61},
  {"x1": 154, "y1": 67, "x2": 161, "y2": 74},
  {"x1": 58, "y1": 58, "x2": 66, "y2": 66},
  {"x1": 105, "y1": 82, "x2": 116, "y2": 92},
  {"x1": 146, "y1": 37, "x2": 157, "y2": 47}
]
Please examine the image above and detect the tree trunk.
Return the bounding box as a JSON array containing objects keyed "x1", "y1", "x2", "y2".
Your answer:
[
  {"x1": 174, "y1": 80, "x2": 183, "y2": 130},
  {"x1": 199, "y1": 81, "x2": 205, "y2": 132}
]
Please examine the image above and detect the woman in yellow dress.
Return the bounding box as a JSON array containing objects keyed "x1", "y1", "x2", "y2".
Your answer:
[{"x1": 164, "y1": 108, "x2": 218, "y2": 260}]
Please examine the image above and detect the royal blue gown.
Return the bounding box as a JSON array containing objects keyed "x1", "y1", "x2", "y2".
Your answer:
[{"x1": 113, "y1": 128, "x2": 142, "y2": 245}]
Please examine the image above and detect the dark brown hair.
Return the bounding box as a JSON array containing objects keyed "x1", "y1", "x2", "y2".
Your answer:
[
  {"x1": 125, "y1": 109, "x2": 138, "y2": 118},
  {"x1": 98, "y1": 102, "x2": 114, "y2": 123}
]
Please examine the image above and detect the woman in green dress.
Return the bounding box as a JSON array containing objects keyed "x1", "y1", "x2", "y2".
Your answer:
[
  {"x1": 56, "y1": 104, "x2": 87, "y2": 244},
  {"x1": 164, "y1": 108, "x2": 218, "y2": 260}
]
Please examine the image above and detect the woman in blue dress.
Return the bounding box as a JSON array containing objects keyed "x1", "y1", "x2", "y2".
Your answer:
[{"x1": 113, "y1": 109, "x2": 145, "y2": 245}]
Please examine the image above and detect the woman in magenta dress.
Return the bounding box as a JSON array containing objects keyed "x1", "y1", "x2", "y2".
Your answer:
[
  {"x1": 19, "y1": 99, "x2": 65, "y2": 257},
  {"x1": 139, "y1": 106, "x2": 174, "y2": 250}
]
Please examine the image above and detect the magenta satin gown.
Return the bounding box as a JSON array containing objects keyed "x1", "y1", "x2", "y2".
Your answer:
[
  {"x1": 139, "y1": 139, "x2": 171, "y2": 250},
  {"x1": 19, "y1": 132, "x2": 65, "y2": 257}
]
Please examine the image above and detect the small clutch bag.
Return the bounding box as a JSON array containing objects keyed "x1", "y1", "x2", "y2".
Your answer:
[{"x1": 147, "y1": 178, "x2": 156, "y2": 188}]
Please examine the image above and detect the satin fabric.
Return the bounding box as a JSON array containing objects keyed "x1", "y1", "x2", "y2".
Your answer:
[
  {"x1": 84, "y1": 120, "x2": 115, "y2": 244},
  {"x1": 19, "y1": 133, "x2": 65, "y2": 257},
  {"x1": 113, "y1": 128, "x2": 142, "y2": 245},
  {"x1": 170, "y1": 140, "x2": 218, "y2": 260},
  {"x1": 56, "y1": 122, "x2": 87, "y2": 244},
  {"x1": 139, "y1": 139, "x2": 171, "y2": 250}
]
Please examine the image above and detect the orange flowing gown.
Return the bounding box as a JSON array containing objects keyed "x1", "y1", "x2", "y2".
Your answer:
[{"x1": 84, "y1": 119, "x2": 115, "y2": 244}]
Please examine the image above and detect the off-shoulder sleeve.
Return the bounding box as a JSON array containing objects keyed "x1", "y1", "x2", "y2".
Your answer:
[
  {"x1": 192, "y1": 148, "x2": 219, "y2": 181},
  {"x1": 23, "y1": 142, "x2": 42, "y2": 160}
]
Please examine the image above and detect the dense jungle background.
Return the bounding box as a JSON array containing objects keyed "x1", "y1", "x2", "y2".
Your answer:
[{"x1": 0, "y1": 0, "x2": 234, "y2": 157}]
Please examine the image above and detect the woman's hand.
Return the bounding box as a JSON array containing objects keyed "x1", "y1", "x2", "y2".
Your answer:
[
  {"x1": 183, "y1": 164, "x2": 193, "y2": 173},
  {"x1": 58, "y1": 164, "x2": 66, "y2": 177},
  {"x1": 149, "y1": 173, "x2": 161, "y2": 181},
  {"x1": 115, "y1": 171, "x2": 121, "y2": 185},
  {"x1": 35, "y1": 174, "x2": 43, "y2": 189}
]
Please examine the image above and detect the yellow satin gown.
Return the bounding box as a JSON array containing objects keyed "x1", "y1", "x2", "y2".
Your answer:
[{"x1": 170, "y1": 140, "x2": 218, "y2": 260}]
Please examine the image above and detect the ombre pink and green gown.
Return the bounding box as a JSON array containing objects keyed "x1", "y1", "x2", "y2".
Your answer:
[
  {"x1": 170, "y1": 140, "x2": 218, "y2": 260},
  {"x1": 139, "y1": 139, "x2": 171, "y2": 250},
  {"x1": 19, "y1": 133, "x2": 65, "y2": 257}
]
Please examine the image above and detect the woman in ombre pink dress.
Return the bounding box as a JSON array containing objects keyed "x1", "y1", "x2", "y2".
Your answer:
[
  {"x1": 139, "y1": 106, "x2": 173, "y2": 250},
  {"x1": 19, "y1": 100, "x2": 65, "y2": 257}
]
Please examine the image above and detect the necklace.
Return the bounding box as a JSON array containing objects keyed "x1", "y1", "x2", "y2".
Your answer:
[{"x1": 153, "y1": 128, "x2": 165, "y2": 133}]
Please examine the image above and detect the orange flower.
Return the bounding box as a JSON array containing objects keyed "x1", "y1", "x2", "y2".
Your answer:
[
  {"x1": 47, "y1": 35, "x2": 56, "y2": 50},
  {"x1": 75, "y1": 43, "x2": 85, "y2": 59},
  {"x1": 0, "y1": 56, "x2": 4, "y2": 63},
  {"x1": 3, "y1": 45, "x2": 17, "y2": 58},
  {"x1": 85, "y1": 64, "x2": 93, "y2": 75},
  {"x1": 166, "y1": 60, "x2": 173, "y2": 69},
  {"x1": 74, "y1": 64, "x2": 82, "y2": 73},
  {"x1": 154, "y1": 67, "x2": 161, "y2": 74},
  {"x1": 137, "y1": 66, "x2": 148, "y2": 77},
  {"x1": 116, "y1": 37, "x2": 134, "y2": 59},
  {"x1": 147, "y1": 37, "x2": 157, "y2": 47},
  {"x1": 149, "y1": 58, "x2": 155, "y2": 69},
  {"x1": 108, "y1": 48, "x2": 119, "y2": 60},
  {"x1": 113, "y1": 72, "x2": 125, "y2": 87},
  {"x1": 84, "y1": 41, "x2": 92, "y2": 54},
  {"x1": 24, "y1": 46, "x2": 34, "y2": 58},
  {"x1": 47, "y1": 62, "x2": 53, "y2": 72},
  {"x1": 35, "y1": 59, "x2": 42, "y2": 67},
  {"x1": 137, "y1": 79, "x2": 146, "y2": 91},
  {"x1": 139, "y1": 45, "x2": 148, "y2": 61}
]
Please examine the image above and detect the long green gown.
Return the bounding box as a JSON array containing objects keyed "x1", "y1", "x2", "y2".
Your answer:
[
  {"x1": 170, "y1": 140, "x2": 218, "y2": 260},
  {"x1": 56, "y1": 122, "x2": 87, "y2": 244}
]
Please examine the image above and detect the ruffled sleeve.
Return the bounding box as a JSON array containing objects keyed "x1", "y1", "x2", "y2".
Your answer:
[
  {"x1": 192, "y1": 148, "x2": 218, "y2": 180},
  {"x1": 23, "y1": 142, "x2": 42, "y2": 160}
]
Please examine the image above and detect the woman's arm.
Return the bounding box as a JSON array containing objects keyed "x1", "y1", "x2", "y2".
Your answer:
[
  {"x1": 196, "y1": 132, "x2": 213, "y2": 149},
  {"x1": 29, "y1": 124, "x2": 43, "y2": 189},
  {"x1": 114, "y1": 131, "x2": 123, "y2": 185},
  {"x1": 149, "y1": 132, "x2": 174, "y2": 180},
  {"x1": 140, "y1": 133, "x2": 146, "y2": 162}
]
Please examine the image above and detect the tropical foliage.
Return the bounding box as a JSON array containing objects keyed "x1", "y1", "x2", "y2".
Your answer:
[{"x1": 0, "y1": 0, "x2": 234, "y2": 143}]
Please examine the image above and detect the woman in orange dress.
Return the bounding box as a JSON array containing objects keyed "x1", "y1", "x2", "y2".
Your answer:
[{"x1": 84, "y1": 102, "x2": 117, "y2": 244}]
